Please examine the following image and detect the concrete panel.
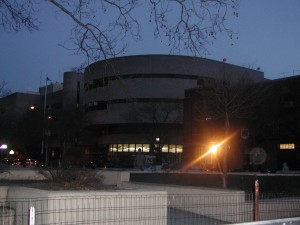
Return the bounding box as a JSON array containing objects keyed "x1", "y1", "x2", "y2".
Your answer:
[
  {"x1": 120, "y1": 182, "x2": 250, "y2": 223},
  {"x1": 0, "y1": 186, "x2": 8, "y2": 199},
  {"x1": 5, "y1": 186, "x2": 167, "y2": 225},
  {"x1": 93, "y1": 170, "x2": 130, "y2": 186},
  {"x1": 0, "y1": 169, "x2": 49, "y2": 180}
]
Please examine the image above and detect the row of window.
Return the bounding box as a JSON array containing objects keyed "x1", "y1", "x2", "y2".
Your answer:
[
  {"x1": 84, "y1": 73, "x2": 200, "y2": 90},
  {"x1": 279, "y1": 143, "x2": 295, "y2": 150},
  {"x1": 85, "y1": 98, "x2": 182, "y2": 112},
  {"x1": 109, "y1": 144, "x2": 183, "y2": 153}
]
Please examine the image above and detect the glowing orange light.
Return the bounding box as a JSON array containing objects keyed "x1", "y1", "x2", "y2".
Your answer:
[
  {"x1": 209, "y1": 145, "x2": 219, "y2": 154},
  {"x1": 182, "y1": 131, "x2": 239, "y2": 170}
]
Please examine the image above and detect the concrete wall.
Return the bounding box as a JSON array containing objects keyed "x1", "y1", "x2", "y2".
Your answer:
[
  {"x1": 5, "y1": 186, "x2": 167, "y2": 225},
  {"x1": 0, "y1": 169, "x2": 49, "y2": 180},
  {"x1": 0, "y1": 169, "x2": 130, "y2": 185},
  {"x1": 120, "y1": 181, "x2": 300, "y2": 223},
  {"x1": 129, "y1": 172, "x2": 300, "y2": 193},
  {"x1": 84, "y1": 55, "x2": 265, "y2": 125},
  {"x1": 63, "y1": 72, "x2": 84, "y2": 111},
  {"x1": 99, "y1": 170, "x2": 130, "y2": 186},
  {"x1": 120, "y1": 181, "x2": 249, "y2": 223},
  {"x1": 85, "y1": 55, "x2": 265, "y2": 82}
]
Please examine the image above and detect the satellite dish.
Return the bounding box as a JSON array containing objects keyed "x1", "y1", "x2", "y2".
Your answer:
[{"x1": 250, "y1": 147, "x2": 267, "y2": 165}]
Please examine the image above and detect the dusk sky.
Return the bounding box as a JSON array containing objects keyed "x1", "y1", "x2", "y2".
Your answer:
[{"x1": 1, "y1": 0, "x2": 300, "y2": 93}]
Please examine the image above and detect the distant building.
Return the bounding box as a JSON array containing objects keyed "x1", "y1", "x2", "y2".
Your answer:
[
  {"x1": 0, "y1": 92, "x2": 40, "y2": 118},
  {"x1": 253, "y1": 76, "x2": 300, "y2": 171},
  {"x1": 183, "y1": 74, "x2": 300, "y2": 171},
  {"x1": 6, "y1": 55, "x2": 300, "y2": 171},
  {"x1": 0, "y1": 92, "x2": 41, "y2": 159},
  {"x1": 0, "y1": 72, "x2": 82, "y2": 162},
  {"x1": 38, "y1": 72, "x2": 84, "y2": 113}
]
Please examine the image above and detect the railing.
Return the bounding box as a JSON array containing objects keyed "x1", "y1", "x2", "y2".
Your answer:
[{"x1": 0, "y1": 192, "x2": 300, "y2": 225}]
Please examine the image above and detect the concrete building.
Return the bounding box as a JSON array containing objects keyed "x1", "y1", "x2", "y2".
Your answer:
[
  {"x1": 0, "y1": 92, "x2": 40, "y2": 118},
  {"x1": 82, "y1": 55, "x2": 265, "y2": 167},
  {"x1": 38, "y1": 72, "x2": 83, "y2": 113},
  {"x1": 0, "y1": 92, "x2": 42, "y2": 160},
  {"x1": 9, "y1": 55, "x2": 300, "y2": 169},
  {"x1": 183, "y1": 74, "x2": 300, "y2": 172},
  {"x1": 253, "y1": 75, "x2": 300, "y2": 171},
  {"x1": 0, "y1": 72, "x2": 82, "y2": 162}
]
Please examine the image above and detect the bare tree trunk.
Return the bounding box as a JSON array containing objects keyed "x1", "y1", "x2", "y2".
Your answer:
[{"x1": 222, "y1": 112, "x2": 230, "y2": 188}]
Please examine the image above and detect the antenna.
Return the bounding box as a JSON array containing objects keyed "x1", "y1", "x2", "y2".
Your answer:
[
  {"x1": 40, "y1": 72, "x2": 42, "y2": 88},
  {"x1": 293, "y1": 69, "x2": 300, "y2": 76},
  {"x1": 279, "y1": 72, "x2": 289, "y2": 78}
]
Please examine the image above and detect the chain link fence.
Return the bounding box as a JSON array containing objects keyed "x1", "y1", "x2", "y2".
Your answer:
[{"x1": 0, "y1": 192, "x2": 299, "y2": 225}]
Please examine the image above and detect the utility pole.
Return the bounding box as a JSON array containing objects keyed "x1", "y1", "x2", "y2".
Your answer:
[{"x1": 41, "y1": 76, "x2": 51, "y2": 166}]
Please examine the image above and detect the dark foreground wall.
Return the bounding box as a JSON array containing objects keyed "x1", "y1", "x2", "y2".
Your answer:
[{"x1": 130, "y1": 172, "x2": 300, "y2": 193}]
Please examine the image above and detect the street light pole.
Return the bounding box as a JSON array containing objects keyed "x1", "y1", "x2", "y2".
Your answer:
[{"x1": 41, "y1": 76, "x2": 51, "y2": 166}]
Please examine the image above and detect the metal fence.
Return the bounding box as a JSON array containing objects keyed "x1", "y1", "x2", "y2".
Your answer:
[
  {"x1": 0, "y1": 193, "x2": 300, "y2": 225},
  {"x1": 168, "y1": 193, "x2": 300, "y2": 225}
]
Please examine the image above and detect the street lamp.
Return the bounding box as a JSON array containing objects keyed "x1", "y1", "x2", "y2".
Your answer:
[
  {"x1": 155, "y1": 137, "x2": 162, "y2": 170},
  {"x1": 0, "y1": 144, "x2": 8, "y2": 150},
  {"x1": 41, "y1": 76, "x2": 51, "y2": 167},
  {"x1": 209, "y1": 145, "x2": 219, "y2": 154}
]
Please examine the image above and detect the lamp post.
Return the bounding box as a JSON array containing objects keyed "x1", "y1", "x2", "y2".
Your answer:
[
  {"x1": 41, "y1": 76, "x2": 51, "y2": 167},
  {"x1": 155, "y1": 137, "x2": 162, "y2": 170},
  {"x1": 0, "y1": 144, "x2": 8, "y2": 150}
]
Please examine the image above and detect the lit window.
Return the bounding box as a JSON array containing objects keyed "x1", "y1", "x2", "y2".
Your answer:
[
  {"x1": 136, "y1": 144, "x2": 143, "y2": 152},
  {"x1": 177, "y1": 145, "x2": 183, "y2": 153},
  {"x1": 123, "y1": 144, "x2": 129, "y2": 152},
  {"x1": 162, "y1": 145, "x2": 168, "y2": 153},
  {"x1": 169, "y1": 144, "x2": 176, "y2": 153},
  {"x1": 117, "y1": 144, "x2": 122, "y2": 152},
  {"x1": 110, "y1": 144, "x2": 117, "y2": 152},
  {"x1": 280, "y1": 143, "x2": 295, "y2": 150},
  {"x1": 143, "y1": 144, "x2": 150, "y2": 152},
  {"x1": 129, "y1": 144, "x2": 135, "y2": 152}
]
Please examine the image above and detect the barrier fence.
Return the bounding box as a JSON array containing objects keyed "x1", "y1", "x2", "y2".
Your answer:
[{"x1": 0, "y1": 192, "x2": 300, "y2": 225}]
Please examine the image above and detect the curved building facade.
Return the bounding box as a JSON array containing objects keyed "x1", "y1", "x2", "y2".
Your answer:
[{"x1": 83, "y1": 55, "x2": 264, "y2": 165}]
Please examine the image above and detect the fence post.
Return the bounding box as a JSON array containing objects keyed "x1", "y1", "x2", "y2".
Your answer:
[
  {"x1": 254, "y1": 179, "x2": 259, "y2": 221},
  {"x1": 28, "y1": 206, "x2": 35, "y2": 225}
]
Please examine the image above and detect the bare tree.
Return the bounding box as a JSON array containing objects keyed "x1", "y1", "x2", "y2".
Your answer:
[
  {"x1": 125, "y1": 102, "x2": 183, "y2": 161},
  {"x1": 0, "y1": 81, "x2": 11, "y2": 97},
  {"x1": 148, "y1": 0, "x2": 239, "y2": 55},
  {"x1": 0, "y1": 0, "x2": 39, "y2": 32},
  {"x1": 195, "y1": 69, "x2": 266, "y2": 188},
  {"x1": 50, "y1": 109, "x2": 95, "y2": 167},
  {"x1": 1, "y1": 0, "x2": 239, "y2": 61},
  {"x1": 129, "y1": 102, "x2": 183, "y2": 124}
]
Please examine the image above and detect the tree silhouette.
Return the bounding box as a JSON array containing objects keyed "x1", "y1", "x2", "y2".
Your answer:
[
  {"x1": 124, "y1": 101, "x2": 183, "y2": 164},
  {"x1": 194, "y1": 68, "x2": 267, "y2": 188},
  {"x1": 1, "y1": 0, "x2": 239, "y2": 61},
  {"x1": 49, "y1": 109, "x2": 95, "y2": 167},
  {"x1": 0, "y1": 81, "x2": 11, "y2": 97}
]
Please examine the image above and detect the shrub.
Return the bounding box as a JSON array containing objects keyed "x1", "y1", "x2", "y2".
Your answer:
[{"x1": 39, "y1": 169, "x2": 104, "y2": 190}]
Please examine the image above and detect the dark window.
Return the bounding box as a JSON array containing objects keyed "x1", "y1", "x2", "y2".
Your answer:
[
  {"x1": 85, "y1": 74, "x2": 200, "y2": 91},
  {"x1": 85, "y1": 101, "x2": 107, "y2": 111}
]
